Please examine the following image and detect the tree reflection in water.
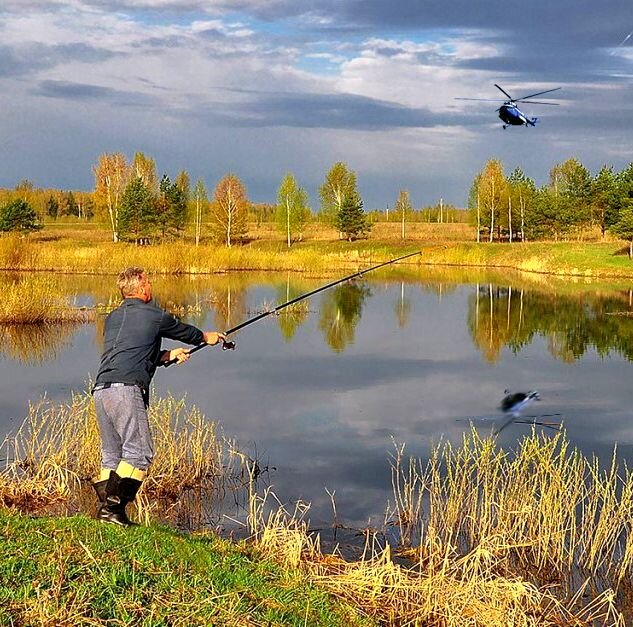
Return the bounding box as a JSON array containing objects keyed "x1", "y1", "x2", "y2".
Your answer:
[
  {"x1": 468, "y1": 285, "x2": 633, "y2": 363},
  {"x1": 318, "y1": 282, "x2": 371, "y2": 352}
]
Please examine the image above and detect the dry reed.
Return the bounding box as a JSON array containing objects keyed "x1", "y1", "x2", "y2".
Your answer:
[
  {"x1": 248, "y1": 430, "x2": 631, "y2": 626},
  {"x1": 0, "y1": 275, "x2": 93, "y2": 324},
  {"x1": 0, "y1": 392, "x2": 245, "y2": 527}
]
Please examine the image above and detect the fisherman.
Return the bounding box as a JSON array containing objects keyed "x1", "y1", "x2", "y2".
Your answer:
[{"x1": 91, "y1": 267, "x2": 224, "y2": 526}]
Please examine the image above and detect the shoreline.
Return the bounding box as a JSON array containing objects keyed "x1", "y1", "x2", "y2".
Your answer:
[{"x1": 1, "y1": 238, "x2": 633, "y2": 280}]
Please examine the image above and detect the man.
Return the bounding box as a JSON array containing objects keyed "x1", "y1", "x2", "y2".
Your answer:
[{"x1": 92, "y1": 266, "x2": 224, "y2": 526}]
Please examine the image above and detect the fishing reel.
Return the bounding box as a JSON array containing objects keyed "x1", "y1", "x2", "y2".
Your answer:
[{"x1": 222, "y1": 339, "x2": 236, "y2": 351}]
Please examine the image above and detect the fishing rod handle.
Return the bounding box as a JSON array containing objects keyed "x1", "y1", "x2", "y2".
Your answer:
[{"x1": 163, "y1": 338, "x2": 235, "y2": 367}]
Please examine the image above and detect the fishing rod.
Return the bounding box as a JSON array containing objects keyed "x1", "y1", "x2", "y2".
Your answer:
[{"x1": 165, "y1": 250, "x2": 421, "y2": 367}]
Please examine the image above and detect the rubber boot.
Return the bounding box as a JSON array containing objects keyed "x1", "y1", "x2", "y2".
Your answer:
[
  {"x1": 97, "y1": 471, "x2": 142, "y2": 527},
  {"x1": 92, "y1": 480, "x2": 108, "y2": 507}
]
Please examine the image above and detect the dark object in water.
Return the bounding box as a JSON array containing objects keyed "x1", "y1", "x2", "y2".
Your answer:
[
  {"x1": 500, "y1": 390, "x2": 541, "y2": 414},
  {"x1": 164, "y1": 250, "x2": 422, "y2": 366}
]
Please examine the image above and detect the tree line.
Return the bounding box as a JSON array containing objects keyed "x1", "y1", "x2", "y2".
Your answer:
[
  {"x1": 93, "y1": 153, "x2": 373, "y2": 245},
  {"x1": 469, "y1": 158, "x2": 633, "y2": 254},
  {"x1": 3, "y1": 153, "x2": 443, "y2": 244}
]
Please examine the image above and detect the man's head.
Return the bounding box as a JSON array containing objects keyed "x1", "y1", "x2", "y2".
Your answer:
[{"x1": 117, "y1": 267, "x2": 152, "y2": 302}]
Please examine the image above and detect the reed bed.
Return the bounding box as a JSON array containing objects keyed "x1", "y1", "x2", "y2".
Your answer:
[
  {"x1": 0, "y1": 236, "x2": 357, "y2": 275},
  {"x1": 3, "y1": 391, "x2": 633, "y2": 623},
  {"x1": 0, "y1": 275, "x2": 93, "y2": 324},
  {"x1": 386, "y1": 429, "x2": 633, "y2": 620},
  {"x1": 251, "y1": 492, "x2": 625, "y2": 626},
  {"x1": 247, "y1": 432, "x2": 631, "y2": 626},
  {"x1": 0, "y1": 392, "x2": 246, "y2": 527}
]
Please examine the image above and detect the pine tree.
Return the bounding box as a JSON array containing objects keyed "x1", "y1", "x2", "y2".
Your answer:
[
  {"x1": 118, "y1": 177, "x2": 155, "y2": 243},
  {"x1": 46, "y1": 195, "x2": 59, "y2": 220},
  {"x1": 611, "y1": 207, "x2": 633, "y2": 259},
  {"x1": 62, "y1": 191, "x2": 79, "y2": 217},
  {"x1": 335, "y1": 191, "x2": 370, "y2": 241},
  {"x1": 155, "y1": 175, "x2": 187, "y2": 238},
  {"x1": 0, "y1": 199, "x2": 42, "y2": 233}
]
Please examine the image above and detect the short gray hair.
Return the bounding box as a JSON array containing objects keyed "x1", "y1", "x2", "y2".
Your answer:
[{"x1": 116, "y1": 267, "x2": 147, "y2": 297}]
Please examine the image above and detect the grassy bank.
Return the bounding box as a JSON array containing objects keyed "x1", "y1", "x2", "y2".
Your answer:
[
  {"x1": 3, "y1": 231, "x2": 633, "y2": 279},
  {"x1": 2, "y1": 393, "x2": 632, "y2": 624},
  {"x1": 0, "y1": 512, "x2": 368, "y2": 626}
]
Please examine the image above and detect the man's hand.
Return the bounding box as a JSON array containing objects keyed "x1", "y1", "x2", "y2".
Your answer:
[
  {"x1": 161, "y1": 348, "x2": 191, "y2": 365},
  {"x1": 203, "y1": 331, "x2": 226, "y2": 346}
]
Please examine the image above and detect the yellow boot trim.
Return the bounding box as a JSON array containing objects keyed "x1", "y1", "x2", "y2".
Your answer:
[
  {"x1": 116, "y1": 461, "x2": 147, "y2": 481},
  {"x1": 98, "y1": 468, "x2": 114, "y2": 482}
]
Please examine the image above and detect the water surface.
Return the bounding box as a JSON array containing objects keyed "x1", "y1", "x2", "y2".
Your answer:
[{"x1": 2, "y1": 268, "x2": 633, "y2": 527}]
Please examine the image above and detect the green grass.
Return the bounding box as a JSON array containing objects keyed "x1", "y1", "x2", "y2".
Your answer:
[{"x1": 0, "y1": 511, "x2": 371, "y2": 627}]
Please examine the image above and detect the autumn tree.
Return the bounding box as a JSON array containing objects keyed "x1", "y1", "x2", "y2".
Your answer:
[
  {"x1": 15, "y1": 180, "x2": 34, "y2": 205},
  {"x1": 132, "y1": 152, "x2": 157, "y2": 194},
  {"x1": 275, "y1": 173, "x2": 310, "y2": 247},
  {"x1": 319, "y1": 162, "x2": 357, "y2": 230},
  {"x1": 211, "y1": 174, "x2": 248, "y2": 247},
  {"x1": 93, "y1": 152, "x2": 129, "y2": 242},
  {"x1": 175, "y1": 170, "x2": 190, "y2": 200},
  {"x1": 475, "y1": 159, "x2": 507, "y2": 242}
]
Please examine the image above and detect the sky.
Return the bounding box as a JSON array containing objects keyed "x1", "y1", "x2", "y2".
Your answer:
[{"x1": 0, "y1": 1, "x2": 632, "y2": 208}]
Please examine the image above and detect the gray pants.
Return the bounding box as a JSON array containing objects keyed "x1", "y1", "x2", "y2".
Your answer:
[{"x1": 93, "y1": 385, "x2": 154, "y2": 471}]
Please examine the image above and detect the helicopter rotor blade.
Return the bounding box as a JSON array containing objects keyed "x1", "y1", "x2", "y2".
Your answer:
[
  {"x1": 494, "y1": 83, "x2": 514, "y2": 100},
  {"x1": 455, "y1": 97, "x2": 507, "y2": 102},
  {"x1": 515, "y1": 100, "x2": 559, "y2": 105},
  {"x1": 515, "y1": 87, "x2": 561, "y2": 101}
]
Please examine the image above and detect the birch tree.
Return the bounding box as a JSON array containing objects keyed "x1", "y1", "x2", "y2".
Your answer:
[
  {"x1": 211, "y1": 174, "x2": 248, "y2": 247},
  {"x1": 276, "y1": 173, "x2": 310, "y2": 247},
  {"x1": 394, "y1": 189, "x2": 412, "y2": 239},
  {"x1": 132, "y1": 152, "x2": 157, "y2": 194},
  {"x1": 93, "y1": 152, "x2": 128, "y2": 242},
  {"x1": 319, "y1": 162, "x2": 357, "y2": 230},
  {"x1": 478, "y1": 159, "x2": 507, "y2": 242}
]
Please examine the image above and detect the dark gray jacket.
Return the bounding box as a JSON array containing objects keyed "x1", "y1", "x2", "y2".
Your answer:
[{"x1": 95, "y1": 298, "x2": 204, "y2": 391}]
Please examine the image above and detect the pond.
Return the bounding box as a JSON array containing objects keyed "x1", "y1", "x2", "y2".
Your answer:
[{"x1": 1, "y1": 267, "x2": 633, "y2": 528}]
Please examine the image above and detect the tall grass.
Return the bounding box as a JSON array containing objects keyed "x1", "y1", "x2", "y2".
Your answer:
[
  {"x1": 0, "y1": 392, "x2": 246, "y2": 527},
  {"x1": 4, "y1": 233, "x2": 633, "y2": 278},
  {"x1": 0, "y1": 275, "x2": 92, "y2": 323},
  {"x1": 388, "y1": 429, "x2": 633, "y2": 617},
  {"x1": 251, "y1": 482, "x2": 626, "y2": 626}
]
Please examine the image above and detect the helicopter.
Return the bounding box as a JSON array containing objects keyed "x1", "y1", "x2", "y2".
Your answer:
[{"x1": 456, "y1": 84, "x2": 561, "y2": 129}]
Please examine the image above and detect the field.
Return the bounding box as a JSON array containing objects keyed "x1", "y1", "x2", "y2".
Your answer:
[{"x1": 0, "y1": 220, "x2": 632, "y2": 281}]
